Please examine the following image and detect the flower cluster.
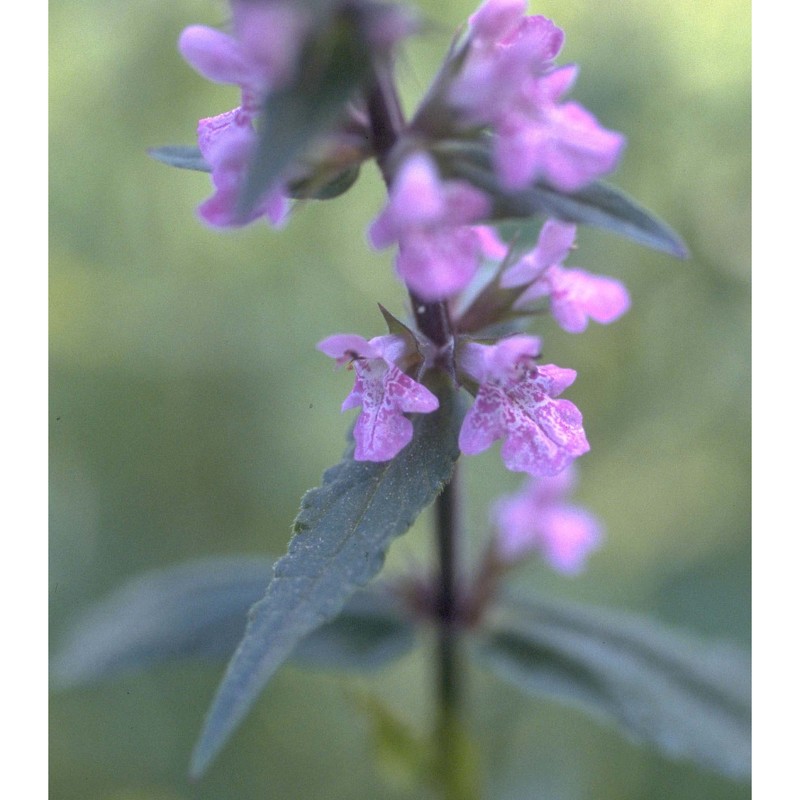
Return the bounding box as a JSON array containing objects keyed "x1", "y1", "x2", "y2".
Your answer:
[
  {"x1": 416, "y1": 0, "x2": 625, "y2": 192},
  {"x1": 320, "y1": 210, "x2": 628, "y2": 477},
  {"x1": 178, "y1": 0, "x2": 632, "y2": 550}
]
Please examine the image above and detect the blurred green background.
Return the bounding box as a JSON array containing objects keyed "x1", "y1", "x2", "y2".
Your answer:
[{"x1": 50, "y1": 0, "x2": 750, "y2": 798}]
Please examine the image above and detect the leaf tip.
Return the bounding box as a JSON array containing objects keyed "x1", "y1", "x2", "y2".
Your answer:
[
  {"x1": 672, "y1": 236, "x2": 691, "y2": 260},
  {"x1": 188, "y1": 724, "x2": 224, "y2": 781}
]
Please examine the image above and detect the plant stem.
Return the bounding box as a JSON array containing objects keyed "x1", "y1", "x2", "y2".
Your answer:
[
  {"x1": 366, "y1": 62, "x2": 403, "y2": 175},
  {"x1": 435, "y1": 465, "x2": 460, "y2": 715},
  {"x1": 366, "y1": 67, "x2": 470, "y2": 798},
  {"x1": 434, "y1": 465, "x2": 474, "y2": 800}
]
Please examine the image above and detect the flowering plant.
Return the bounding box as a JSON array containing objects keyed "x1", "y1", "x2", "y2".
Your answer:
[{"x1": 52, "y1": 1, "x2": 750, "y2": 797}]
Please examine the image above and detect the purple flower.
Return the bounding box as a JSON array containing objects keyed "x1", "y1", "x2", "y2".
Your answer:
[
  {"x1": 501, "y1": 219, "x2": 630, "y2": 333},
  {"x1": 446, "y1": 1, "x2": 625, "y2": 191},
  {"x1": 178, "y1": 2, "x2": 311, "y2": 227},
  {"x1": 492, "y1": 465, "x2": 603, "y2": 572},
  {"x1": 493, "y1": 66, "x2": 626, "y2": 191},
  {"x1": 368, "y1": 152, "x2": 490, "y2": 301},
  {"x1": 179, "y1": 2, "x2": 311, "y2": 113},
  {"x1": 457, "y1": 335, "x2": 589, "y2": 475},
  {"x1": 449, "y1": 3, "x2": 563, "y2": 121},
  {"x1": 195, "y1": 110, "x2": 289, "y2": 228},
  {"x1": 317, "y1": 334, "x2": 439, "y2": 462}
]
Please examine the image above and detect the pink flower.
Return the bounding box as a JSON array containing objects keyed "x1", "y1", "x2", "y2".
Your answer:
[
  {"x1": 178, "y1": 2, "x2": 311, "y2": 227},
  {"x1": 446, "y1": 2, "x2": 625, "y2": 191},
  {"x1": 449, "y1": 4, "x2": 563, "y2": 122},
  {"x1": 317, "y1": 334, "x2": 439, "y2": 462},
  {"x1": 457, "y1": 335, "x2": 589, "y2": 475},
  {"x1": 179, "y1": 2, "x2": 311, "y2": 113},
  {"x1": 368, "y1": 152, "x2": 490, "y2": 300},
  {"x1": 492, "y1": 66, "x2": 626, "y2": 191},
  {"x1": 501, "y1": 219, "x2": 630, "y2": 333},
  {"x1": 492, "y1": 465, "x2": 603, "y2": 572},
  {"x1": 195, "y1": 110, "x2": 289, "y2": 228}
]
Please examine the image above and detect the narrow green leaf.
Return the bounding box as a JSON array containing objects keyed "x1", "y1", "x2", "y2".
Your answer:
[
  {"x1": 148, "y1": 145, "x2": 210, "y2": 172},
  {"x1": 354, "y1": 693, "x2": 482, "y2": 799},
  {"x1": 50, "y1": 557, "x2": 416, "y2": 690},
  {"x1": 238, "y1": 8, "x2": 373, "y2": 216},
  {"x1": 475, "y1": 592, "x2": 750, "y2": 780},
  {"x1": 50, "y1": 556, "x2": 271, "y2": 689},
  {"x1": 440, "y1": 142, "x2": 688, "y2": 258},
  {"x1": 189, "y1": 388, "x2": 463, "y2": 778},
  {"x1": 355, "y1": 693, "x2": 431, "y2": 793}
]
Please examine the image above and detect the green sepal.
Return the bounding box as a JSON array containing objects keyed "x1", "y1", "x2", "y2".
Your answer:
[{"x1": 148, "y1": 145, "x2": 210, "y2": 172}]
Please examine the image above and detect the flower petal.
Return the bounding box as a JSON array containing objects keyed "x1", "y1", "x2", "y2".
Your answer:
[{"x1": 179, "y1": 26, "x2": 249, "y2": 85}]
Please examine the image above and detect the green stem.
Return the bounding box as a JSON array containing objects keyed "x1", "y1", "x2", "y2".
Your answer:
[
  {"x1": 433, "y1": 466, "x2": 473, "y2": 800},
  {"x1": 435, "y1": 466, "x2": 460, "y2": 714}
]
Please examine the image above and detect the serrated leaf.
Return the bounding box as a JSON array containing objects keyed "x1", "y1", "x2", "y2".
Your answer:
[
  {"x1": 49, "y1": 556, "x2": 417, "y2": 691},
  {"x1": 475, "y1": 592, "x2": 750, "y2": 780},
  {"x1": 189, "y1": 388, "x2": 463, "y2": 778},
  {"x1": 440, "y1": 142, "x2": 688, "y2": 258},
  {"x1": 238, "y1": 7, "x2": 373, "y2": 217},
  {"x1": 148, "y1": 145, "x2": 210, "y2": 172}
]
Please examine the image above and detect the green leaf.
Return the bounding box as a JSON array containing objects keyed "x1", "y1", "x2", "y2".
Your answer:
[
  {"x1": 238, "y1": 7, "x2": 374, "y2": 217},
  {"x1": 354, "y1": 694, "x2": 482, "y2": 800},
  {"x1": 50, "y1": 556, "x2": 416, "y2": 690},
  {"x1": 355, "y1": 693, "x2": 431, "y2": 793},
  {"x1": 432, "y1": 709, "x2": 483, "y2": 800},
  {"x1": 148, "y1": 145, "x2": 210, "y2": 172},
  {"x1": 285, "y1": 164, "x2": 361, "y2": 200},
  {"x1": 189, "y1": 388, "x2": 463, "y2": 778},
  {"x1": 475, "y1": 592, "x2": 750, "y2": 780},
  {"x1": 291, "y1": 587, "x2": 416, "y2": 670},
  {"x1": 50, "y1": 556, "x2": 271, "y2": 688},
  {"x1": 439, "y1": 141, "x2": 688, "y2": 258}
]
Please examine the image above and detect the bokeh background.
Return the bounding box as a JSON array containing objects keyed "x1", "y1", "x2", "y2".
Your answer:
[{"x1": 50, "y1": 0, "x2": 751, "y2": 798}]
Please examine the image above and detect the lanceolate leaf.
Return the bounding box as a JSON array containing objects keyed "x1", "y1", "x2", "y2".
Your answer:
[
  {"x1": 475, "y1": 592, "x2": 750, "y2": 780},
  {"x1": 439, "y1": 142, "x2": 688, "y2": 258},
  {"x1": 189, "y1": 388, "x2": 463, "y2": 778},
  {"x1": 50, "y1": 556, "x2": 416, "y2": 690},
  {"x1": 148, "y1": 145, "x2": 210, "y2": 172},
  {"x1": 51, "y1": 557, "x2": 271, "y2": 688},
  {"x1": 237, "y1": 7, "x2": 374, "y2": 217}
]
